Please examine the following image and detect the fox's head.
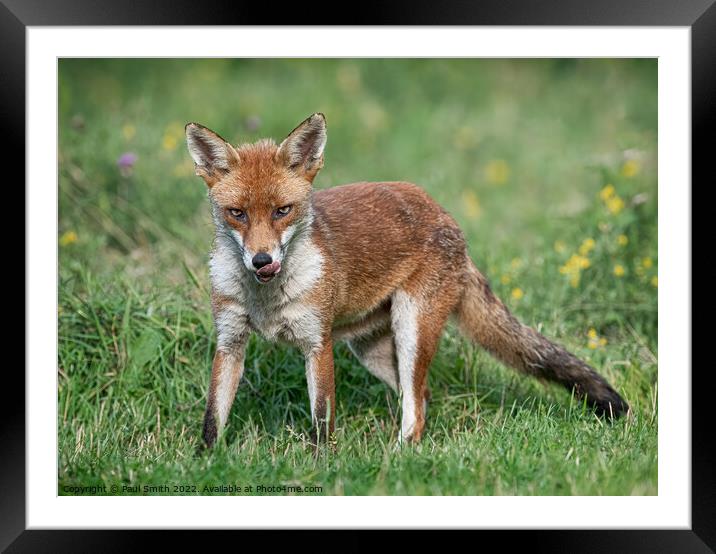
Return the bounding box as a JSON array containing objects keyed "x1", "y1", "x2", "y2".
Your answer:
[{"x1": 185, "y1": 114, "x2": 326, "y2": 284}]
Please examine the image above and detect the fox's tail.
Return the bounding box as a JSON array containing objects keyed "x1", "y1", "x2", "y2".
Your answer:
[{"x1": 455, "y1": 261, "x2": 629, "y2": 418}]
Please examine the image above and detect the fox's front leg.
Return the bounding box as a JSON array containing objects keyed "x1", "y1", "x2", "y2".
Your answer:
[
  {"x1": 304, "y1": 335, "x2": 336, "y2": 446},
  {"x1": 202, "y1": 301, "x2": 249, "y2": 448}
]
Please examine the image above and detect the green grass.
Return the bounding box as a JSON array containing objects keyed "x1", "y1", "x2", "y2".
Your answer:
[{"x1": 58, "y1": 58, "x2": 658, "y2": 496}]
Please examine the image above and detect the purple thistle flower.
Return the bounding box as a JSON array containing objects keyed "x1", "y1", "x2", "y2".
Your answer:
[
  {"x1": 118, "y1": 152, "x2": 138, "y2": 168},
  {"x1": 117, "y1": 152, "x2": 138, "y2": 177}
]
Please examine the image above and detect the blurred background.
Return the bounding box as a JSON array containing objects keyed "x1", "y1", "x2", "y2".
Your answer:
[{"x1": 58, "y1": 59, "x2": 657, "y2": 495}]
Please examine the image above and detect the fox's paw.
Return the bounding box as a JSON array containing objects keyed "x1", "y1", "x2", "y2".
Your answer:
[
  {"x1": 309, "y1": 426, "x2": 337, "y2": 455},
  {"x1": 202, "y1": 412, "x2": 218, "y2": 449},
  {"x1": 394, "y1": 427, "x2": 425, "y2": 452}
]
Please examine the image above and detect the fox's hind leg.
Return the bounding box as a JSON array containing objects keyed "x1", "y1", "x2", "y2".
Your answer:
[
  {"x1": 391, "y1": 285, "x2": 461, "y2": 443},
  {"x1": 349, "y1": 329, "x2": 434, "y2": 431}
]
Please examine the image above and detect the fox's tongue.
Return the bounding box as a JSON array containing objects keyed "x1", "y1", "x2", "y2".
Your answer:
[{"x1": 256, "y1": 260, "x2": 281, "y2": 277}]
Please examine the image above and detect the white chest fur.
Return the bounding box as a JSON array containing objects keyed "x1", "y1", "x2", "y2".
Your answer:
[
  {"x1": 210, "y1": 234, "x2": 325, "y2": 352},
  {"x1": 246, "y1": 298, "x2": 321, "y2": 348}
]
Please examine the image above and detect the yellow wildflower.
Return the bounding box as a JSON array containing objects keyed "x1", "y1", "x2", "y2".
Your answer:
[
  {"x1": 617, "y1": 234, "x2": 629, "y2": 246},
  {"x1": 642, "y1": 257, "x2": 653, "y2": 269},
  {"x1": 500, "y1": 274, "x2": 511, "y2": 285},
  {"x1": 560, "y1": 254, "x2": 590, "y2": 287},
  {"x1": 606, "y1": 196, "x2": 625, "y2": 215},
  {"x1": 587, "y1": 328, "x2": 607, "y2": 349},
  {"x1": 162, "y1": 133, "x2": 178, "y2": 151},
  {"x1": 462, "y1": 190, "x2": 482, "y2": 218},
  {"x1": 559, "y1": 254, "x2": 590, "y2": 274},
  {"x1": 162, "y1": 121, "x2": 184, "y2": 151},
  {"x1": 599, "y1": 184, "x2": 615, "y2": 201},
  {"x1": 59, "y1": 230, "x2": 78, "y2": 246},
  {"x1": 554, "y1": 240, "x2": 566, "y2": 254},
  {"x1": 485, "y1": 159, "x2": 510, "y2": 185},
  {"x1": 613, "y1": 264, "x2": 625, "y2": 277},
  {"x1": 651, "y1": 276, "x2": 658, "y2": 288},
  {"x1": 122, "y1": 123, "x2": 136, "y2": 141},
  {"x1": 511, "y1": 288, "x2": 524, "y2": 300},
  {"x1": 578, "y1": 238, "x2": 596, "y2": 256},
  {"x1": 621, "y1": 159, "x2": 641, "y2": 178},
  {"x1": 577, "y1": 255, "x2": 590, "y2": 269}
]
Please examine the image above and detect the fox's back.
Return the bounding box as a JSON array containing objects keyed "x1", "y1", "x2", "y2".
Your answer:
[{"x1": 312, "y1": 181, "x2": 467, "y2": 316}]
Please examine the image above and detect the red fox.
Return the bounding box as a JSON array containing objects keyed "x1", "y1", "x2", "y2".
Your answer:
[{"x1": 185, "y1": 113, "x2": 629, "y2": 448}]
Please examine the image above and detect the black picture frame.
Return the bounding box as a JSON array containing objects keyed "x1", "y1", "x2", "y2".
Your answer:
[{"x1": 6, "y1": 1, "x2": 711, "y2": 551}]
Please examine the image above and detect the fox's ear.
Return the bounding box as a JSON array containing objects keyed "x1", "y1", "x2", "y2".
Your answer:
[
  {"x1": 185, "y1": 123, "x2": 240, "y2": 187},
  {"x1": 276, "y1": 113, "x2": 326, "y2": 183}
]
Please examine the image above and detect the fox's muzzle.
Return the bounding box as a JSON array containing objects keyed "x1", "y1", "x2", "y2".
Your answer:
[{"x1": 254, "y1": 258, "x2": 282, "y2": 283}]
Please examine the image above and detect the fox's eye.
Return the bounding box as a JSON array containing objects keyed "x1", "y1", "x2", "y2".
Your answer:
[
  {"x1": 228, "y1": 208, "x2": 246, "y2": 220},
  {"x1": 274, "y1": 205, "x2": 292, "y2": 218}
]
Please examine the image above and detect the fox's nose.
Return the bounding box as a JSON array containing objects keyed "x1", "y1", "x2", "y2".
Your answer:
[{"x1": 252, "y1": 252, "x2": 272, "y2": 269}]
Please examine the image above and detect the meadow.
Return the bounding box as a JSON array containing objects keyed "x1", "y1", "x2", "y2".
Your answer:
[{"x1": 58, "y1": 59, "x2": 657, "y2": 495}]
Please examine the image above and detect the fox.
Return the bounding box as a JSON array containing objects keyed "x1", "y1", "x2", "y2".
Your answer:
[{"x1": 185, "y1": 113, "x2": 629, "y2": 449}]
